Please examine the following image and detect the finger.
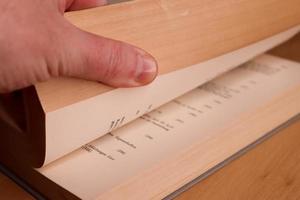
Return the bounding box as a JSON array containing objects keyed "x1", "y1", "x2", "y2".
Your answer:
[
  {"x1": 59, "y1": 27, "x2": 158, "y2": 87},
  {"x1": 65, "y1": 0, "x2": 107, "y2": 11}
]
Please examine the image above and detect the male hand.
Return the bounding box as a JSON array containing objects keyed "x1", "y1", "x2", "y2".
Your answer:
[{"x1": 0, "y1": 0, "x2": 158, "y2": 93}]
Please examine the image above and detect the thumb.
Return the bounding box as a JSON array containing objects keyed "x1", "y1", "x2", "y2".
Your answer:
[{"x1": 60, "y1": 27, "x2": 158, "y2": 87}]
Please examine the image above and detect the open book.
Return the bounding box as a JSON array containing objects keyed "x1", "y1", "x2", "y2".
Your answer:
[
  {"x1": 0, "y1": 26, "x2": 299, "y2": 168},
  {"x1": 5, "y1": 0, "x2": 299, "y2": 167},
  {"x1": 0, "y1": 1, "x2": 300, "y2": 199},
  {"x1": 1, "y1": 53, "x2": 300, "y2": 200},
  {"x1": 0, "y1": 24, "x2": 298, "y2": 169}
]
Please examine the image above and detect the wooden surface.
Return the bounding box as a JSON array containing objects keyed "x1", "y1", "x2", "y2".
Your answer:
[
  {"x1": 176, "y1": 118, "x2": 300, "y2": 200},
  {"x1": 0, "y1": 172, "x2": 33, "y2": 200},
  {"x1": 1, "y1": 118, "x2": 300, "y2": 200},
  {"x1": 35, "y1": 0, "x2": 300, "y2": 112}
]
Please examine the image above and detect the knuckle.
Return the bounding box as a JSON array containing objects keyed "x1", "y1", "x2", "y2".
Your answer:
[
  {"x1": 104, "y1": 42, "x2": 124, "y2": 80},
  {"x1": 44, "y1": 57, "x2": 60, "y2": 78}
]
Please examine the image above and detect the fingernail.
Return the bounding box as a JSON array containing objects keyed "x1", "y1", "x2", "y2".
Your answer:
[{"x1": 135, "y1": 55, "x2": 158, "y2": 85}]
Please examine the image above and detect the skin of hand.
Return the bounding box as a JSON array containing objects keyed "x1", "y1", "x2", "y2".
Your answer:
[{"x1": 0, "y1": 0, "x2": 158, "y2": 93}]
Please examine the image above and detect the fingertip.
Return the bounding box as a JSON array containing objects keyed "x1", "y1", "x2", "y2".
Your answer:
[
  {"x1": 104, "y1": 52, "x2": 158, "y2": 88},
  {"x1": 113, "y1": 47, "x2": 158, "y2": 87},
  {"x1": 98, "y1": 44, "x2": 158, "y2": 88},
  {"x1": 64, "y1": 29, "x2": 158, "y2": 88},
  {"x1": 134, "y1": 53, "x2": 158, "y2": 86}
]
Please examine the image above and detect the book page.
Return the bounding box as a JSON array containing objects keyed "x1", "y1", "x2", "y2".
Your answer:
[
  {"x1": 40, "y1": 0, "x2": 300, "y2": 111},
  {"x1": 38, "y1": 55, "x2": 300, "y2": 200},
  {"x1": 42, "y1": 26, "x2": 300, "y2": 166}
]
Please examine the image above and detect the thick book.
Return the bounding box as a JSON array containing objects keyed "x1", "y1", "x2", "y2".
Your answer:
[
  {"x1": 0, "y1": 1, "x2": 300, "y2": 199},
  {"x1": 1, "y1": 53, "x2": 300, "y2": 200},
  {"x1": 4, "y1": 0, "x2": 300, "y2": 167}
]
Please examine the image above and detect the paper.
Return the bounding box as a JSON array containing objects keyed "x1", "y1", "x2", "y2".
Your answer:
[
  {"x1": 38, "y1": 55, "x2": 300, "y2": 200},
  {"x1": 43, "y1": 26, "x2": 300, "y2": 166}
]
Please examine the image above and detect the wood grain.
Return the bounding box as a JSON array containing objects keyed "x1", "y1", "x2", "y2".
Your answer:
[
  {"x1": 34, "y1": 0, "x2": 300, "y2": 112},
  {"x1": 176, "y1": 118, "x2": 300, "y2": 200}
]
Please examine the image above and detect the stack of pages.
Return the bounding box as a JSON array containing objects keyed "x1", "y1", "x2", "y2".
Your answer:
[{"x1": 1, "y1": 47, "x2": 300, "y2": 200}]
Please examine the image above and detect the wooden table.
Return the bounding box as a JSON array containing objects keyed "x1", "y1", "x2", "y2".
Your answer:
[
  {"x1": 0, "y1": 170, "x2": 34, "y2": 200},
  {"x1": 176, "y1": 118, "x2": 300, "y2": 200},
  {"x1": 1, "y1": 119, "x2": 300, "y2": 200}
]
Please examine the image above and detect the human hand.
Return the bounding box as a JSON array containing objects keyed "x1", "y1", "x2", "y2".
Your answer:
[{"x1": 0, "y1": 0, "x2": 158, "y2": 93}]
